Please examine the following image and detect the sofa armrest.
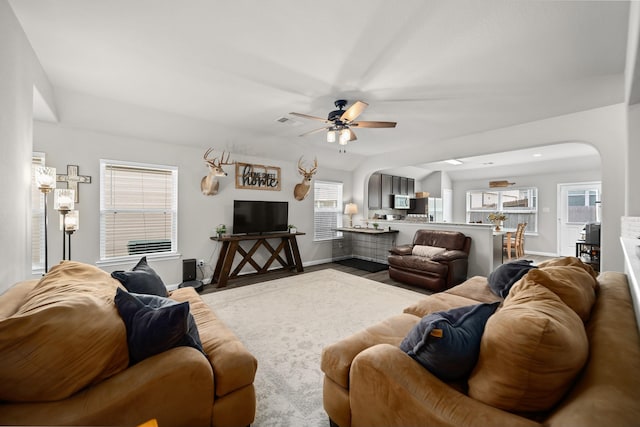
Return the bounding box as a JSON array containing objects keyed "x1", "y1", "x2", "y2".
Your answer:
[
  {"x1": 349, "y1": 344, "x2": 541, "y2": 427},
  {"x1": 321, "y1": 314, "x2": 419, "y2": 389},
  {"x1": 432, "y1": 249, "x2": 469, "y2": 263},
  {"x1": 389, "y1": 244, "x2": 414, "y2": 256},
  {"x1": 0, "y1": 347, "x2": 214, "y2": 427}
]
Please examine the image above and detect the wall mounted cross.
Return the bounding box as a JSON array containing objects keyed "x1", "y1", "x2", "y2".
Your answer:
[{"x1": 57, "y1": 165, "x2": 92, "y2": 203}]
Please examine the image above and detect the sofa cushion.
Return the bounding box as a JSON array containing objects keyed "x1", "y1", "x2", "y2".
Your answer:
[
  {"x1": 411, "y1": 245, "x2": 447, "y2": 258},
  {"x1": 111, "y1": 256, "x2": 168, "y2": 297},
  {"x1": 0, "y1": 261, "x2": 129, "y2": 402},
  {"x1": 526, "y1": 266, "x2": 598, "y2": 322},
  {"x1": 400, "y1": 302, "x2": 500, "y2": 381},
  {"x1": 536, "y1": 256, "x2": 598, "y2": 281},
  {"x1": 444, "y1": 276, "x2": 504, "y2": 304},
  {"x1": 468, "y1": 278, "x2": 588, "y2": 412},
  {"x1": 114, "y1": 288, "x2": 204, "y2": 365},
  {"x1": 404, "y1": 292, "x2": 482, "y2": 318},
  {"x1": 487, "y1": 259, "x2": 537, "y2": 298}
]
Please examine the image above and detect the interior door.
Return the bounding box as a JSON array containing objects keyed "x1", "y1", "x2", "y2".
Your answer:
[{"x1": 558, "y1": 182, "x2": 601, "y2": 256}]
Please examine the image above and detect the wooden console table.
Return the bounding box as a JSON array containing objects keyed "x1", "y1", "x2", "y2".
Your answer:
[{"x1": 209, "y1": 232, "x2": 305, "y2": 287}]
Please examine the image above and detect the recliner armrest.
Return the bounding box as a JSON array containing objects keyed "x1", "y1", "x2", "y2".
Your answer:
[
  {"x1": 431, "y1": 249, "x2": 469, "y2": 263},
  {"x1": 389, "y1": 245, "x2": 413, "y2": 256}
]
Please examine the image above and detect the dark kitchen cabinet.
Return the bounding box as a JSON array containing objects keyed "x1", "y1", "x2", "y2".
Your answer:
[
  {"x1": 368, "y1": 173, "x2": 381, "y2": 209},
  {"x1": 400, "y1": 177, "x2": 408, "y2": 195},
  {"x1": 392, "y1": 176, "x2": 401, "y2": 194},
  {"x1": 381, "y1": 174, "x2": 393, "y2": 208},
  {"x1": 408, "y1": 179, "x2": 415, "y2": 196}
]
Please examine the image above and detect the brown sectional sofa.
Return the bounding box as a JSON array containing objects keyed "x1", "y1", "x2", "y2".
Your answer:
[
  {"x1": 321, "y1": 257, "x2": 640, "y2": 427},
  {"x1": 387, "y1": 229, "x2": 471, "y2": 292},
  {"x1": 0, "y1": 261, "x2": 257, "y2": 427}
]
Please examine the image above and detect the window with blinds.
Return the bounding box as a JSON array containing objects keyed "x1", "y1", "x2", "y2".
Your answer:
[
  {"x1": 314, "y1": 180, "x2": 343, "y2": 241},
  {"x1": 100, "y1": 160, "x2": 178, "y2": 260},
  {"x1": 31, "y1": 153, "x2": 45, "y2": 271}
]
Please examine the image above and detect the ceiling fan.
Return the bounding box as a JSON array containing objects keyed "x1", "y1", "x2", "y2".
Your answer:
[{"x1": 290, "y1": 99, "x2": 397, "y2": 151}]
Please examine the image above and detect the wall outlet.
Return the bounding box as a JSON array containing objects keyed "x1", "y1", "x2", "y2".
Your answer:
[{"x1": 197, "y1": 259, "x2": 205, "y2": 267}]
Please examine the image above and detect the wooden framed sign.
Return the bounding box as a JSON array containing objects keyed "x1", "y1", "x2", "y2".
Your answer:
[{"x1": 235, "y1": 162, "x2": 281, "y2": 191}]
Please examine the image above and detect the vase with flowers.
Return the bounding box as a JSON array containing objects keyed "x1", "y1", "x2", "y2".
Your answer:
[{"x1": 487, "y1": 212, "x2": 507, "y2": 231}]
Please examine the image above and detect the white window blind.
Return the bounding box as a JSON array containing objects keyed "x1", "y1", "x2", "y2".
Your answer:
[
  {"x1": 314, "y1": 180, "x2": 343, "y2": 241},
  {"x1": 31, "y1": 153, "x2": 45, "y2": 271},
  {"x1": 100, "y1": 160, "x2": 178, "y2": 260}
]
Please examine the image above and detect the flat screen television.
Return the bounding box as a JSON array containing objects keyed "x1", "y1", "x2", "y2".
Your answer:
[{"x1": 233, "y1": 200, "x2": 289, "y2": 235}]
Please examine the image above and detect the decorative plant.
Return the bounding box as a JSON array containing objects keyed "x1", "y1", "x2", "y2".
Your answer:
[
  {"x1": 372, "y1": 222, "x2": 379, "y2": 229},
  {"x1": 216, "y1": 224, "x2": 227, "y2": 237},
  {"x1": 288, "y1": 224, "x2": 297, "y2": 233},
  {"x1": 487, "y1": 212, "x2": 507, "y2": 222}
]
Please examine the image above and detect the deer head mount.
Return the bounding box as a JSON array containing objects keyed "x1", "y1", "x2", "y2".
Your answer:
[
  {"x1": 294, "y1": 156, "x2": 318, "y2": 201},
  {"x1": 201, "y1": 148, "x2": 234, "y2": 196}
]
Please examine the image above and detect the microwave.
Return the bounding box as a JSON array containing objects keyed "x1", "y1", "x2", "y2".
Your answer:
[{"x1": 393, "y1": 194, "x2": 411, "y2": 209}]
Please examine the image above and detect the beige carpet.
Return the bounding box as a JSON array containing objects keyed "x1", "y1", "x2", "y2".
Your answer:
[{"x1": 201, "y1": 269, "x2": 424, "y2": 427}]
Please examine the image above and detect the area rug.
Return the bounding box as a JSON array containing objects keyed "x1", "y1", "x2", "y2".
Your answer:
[
  {"x1": 200, "y1": 269, "x2": 424, "y2": 427},
  {"x1": 334, "y1": 257, "x2": 389, "y2": 273}
]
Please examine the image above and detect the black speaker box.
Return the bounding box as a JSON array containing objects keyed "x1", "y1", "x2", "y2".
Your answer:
[{"x1": 183, "y1": 258, "x2": 197, "y2": 282}]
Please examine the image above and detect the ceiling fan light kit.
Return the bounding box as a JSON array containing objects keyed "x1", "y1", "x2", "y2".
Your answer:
[{"x1": 291, "y1": 99, "x2": 396, "y2": 151}]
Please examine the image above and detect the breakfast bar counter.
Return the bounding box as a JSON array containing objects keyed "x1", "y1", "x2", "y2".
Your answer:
[{"x1": 333, "y1": 227, "x2": 399, "y2": 265}]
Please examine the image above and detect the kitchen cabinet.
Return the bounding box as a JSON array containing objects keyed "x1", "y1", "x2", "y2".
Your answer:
[
  {"x1": 392, "y1": 176, "x2": 401, "y2": 195},
  {"x1": 381, "y1": 174, "x2": 393, "y2": 208},
  {"x1": 400, "y1": 177, "x2": 408, "y2": 195},
  {"x1": 369, "y1": 173, "x2": 416, "y2": 210},
  {"x1": 368, "y1": 173, "x2": 381, "y2": 209}
]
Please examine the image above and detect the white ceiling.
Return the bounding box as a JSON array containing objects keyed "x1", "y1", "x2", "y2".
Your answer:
[{"x1": 10, "y1": 0, "x2": 629, "y2": 173}]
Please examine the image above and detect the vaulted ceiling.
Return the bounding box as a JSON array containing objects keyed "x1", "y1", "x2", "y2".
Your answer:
[{"x1": 10, "y1": 0, "x2": 630, "y2": 172}]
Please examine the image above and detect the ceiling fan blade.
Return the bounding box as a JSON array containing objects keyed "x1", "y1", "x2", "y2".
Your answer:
[
  {"x1": 340, "y1": 101, "x2": 368, "y2": 123},
  {"x1": 351, "y1": 120, "x2": 397, "y2": 128},
  {"x1": 347, "y1": 128, "x2": 357, "y2": 141},
  {"x1": 298, "y1": 126, "x2": 331, "y2": 137},
  {"x1": 289, "y1": 112, "x2": 329, "y2": 123}
]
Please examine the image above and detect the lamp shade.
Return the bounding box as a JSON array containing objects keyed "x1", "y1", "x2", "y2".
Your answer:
[
  {"x1": 344, "y1": 203, "x2": 358, "y2": 215},
  {"x1": 327, "y1": 130, "x2": 337, "y2": 143},
  {"x1": 54, "y1": 188, "x2": 75, "y2": 211},
  {"x1": 35, "y1": 166, "x2": 56, "y2": 191},
  {"x1": 60, "y1": 210, "x2": 79, "y2": 231}
]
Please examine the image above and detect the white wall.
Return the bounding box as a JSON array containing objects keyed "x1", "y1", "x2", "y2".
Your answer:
[
  {"x1": 0, "y1": 0, "x2": 56, "y2": 292},
  {"x1": 452, "y1": 168, "x2": 601, "y2": 256},
  {"x1": 34, "y1": 121, "x2": 352, "y2": 286}
]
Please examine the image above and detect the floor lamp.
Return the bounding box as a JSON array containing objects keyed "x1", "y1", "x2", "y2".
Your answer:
[
  {"x1": 54, "y1": 189, "x2": 75, "y2": 261},
  {"x1": 35, "y1": 166, "x2": 56, "y2": 273},
  {"x1": 60, "y1": 210, "x2": 79, "y2": 260}
]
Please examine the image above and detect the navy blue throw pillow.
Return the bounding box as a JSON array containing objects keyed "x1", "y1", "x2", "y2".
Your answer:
[
  {"x1": 488, "y1": 259, "x2": 537, "y2": 298},
  {"x1": 114, "y1": 288, "x2": 204, "y2": 365},
  {"x1": 111, "y1": 256, "x2": 168, "y2": 297},
  {"x1": 400, "y1": 302, "x2": 500, "y2": 381}
]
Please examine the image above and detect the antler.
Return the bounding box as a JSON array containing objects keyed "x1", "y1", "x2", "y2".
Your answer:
[
  {"x1": 219, "y1": 151, "x2": 234, "y2": 165},
  {"x1": 298, "y1": 156, "x2": 319, "y2": 176},
  {"x1": 204, "y1": 148, "x2": 233, "y2": 167}
]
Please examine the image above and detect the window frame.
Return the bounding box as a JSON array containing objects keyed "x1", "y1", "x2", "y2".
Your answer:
[
  {"x1": 466, "y1": 187, "x2": 538, "y2": 233},
  {"x1": 313, "y1": 180, "x2": 344, "y2": 241},
  {"x1": 99, "y1": 159, "x2": 178, "y2": 263}
]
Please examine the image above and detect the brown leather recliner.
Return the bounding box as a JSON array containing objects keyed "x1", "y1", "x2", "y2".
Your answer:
[{"x1": 387, "y1": 229, "x2": 471, "y2": 292}]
